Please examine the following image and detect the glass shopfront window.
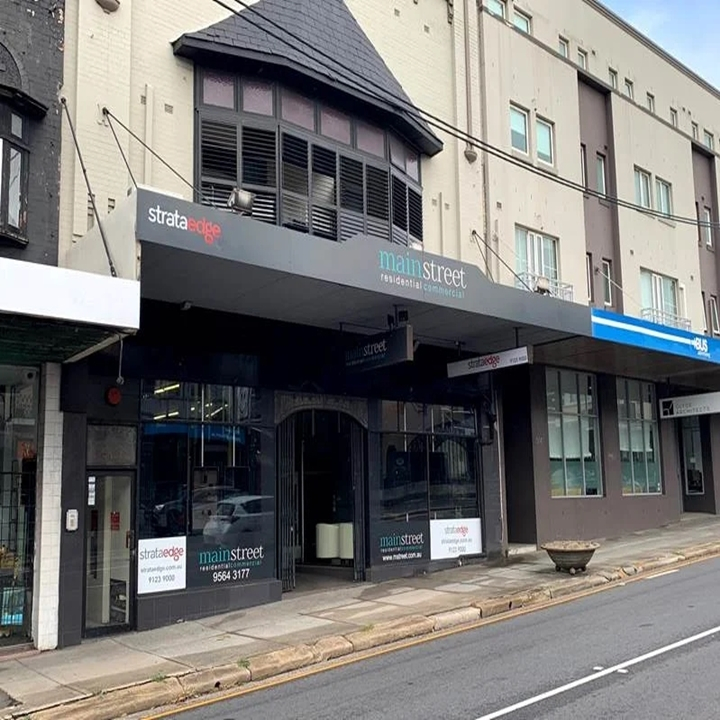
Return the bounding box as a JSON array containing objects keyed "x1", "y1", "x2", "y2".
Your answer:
[
  {"x1": 546, "y1": 369, "x2": 602, "y2": 497},
  {"x1": 377, "y1": 402, "x2": 480, "y2": 521},
  {"x1": 0, "y1": 366, "x2": 38, "y2": 645},
  {"x1": 617, "y1": 378, "x2": 662, "y2": 495},
  {"x1": 139, "y1": 381, "x2": 274, "y2": 592}
]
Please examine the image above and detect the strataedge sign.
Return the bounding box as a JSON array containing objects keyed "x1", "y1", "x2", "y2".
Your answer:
[{"x1": 447, "y1": 346, "x2": 531, "y2": 378}]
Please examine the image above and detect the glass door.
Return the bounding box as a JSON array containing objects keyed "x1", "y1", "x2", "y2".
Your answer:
[
  {"x1": 680, "y1": 418, "x2": 704, "y2": 496},
  {"x1": 84, "y1": 474, "x2": 134, "y2": 635}
]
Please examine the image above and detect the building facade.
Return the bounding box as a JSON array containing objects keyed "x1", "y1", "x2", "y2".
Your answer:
[
  {"x1": 41, "y1": 0, "x2": 720, "y2": 650},
  {"x1": 0, "y1": 0, "x2": 139, "y2": 652}
]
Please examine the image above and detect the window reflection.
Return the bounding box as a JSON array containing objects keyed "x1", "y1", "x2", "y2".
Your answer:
[
  {"x1": 377, "y1": 402, "x2": 480, "y2": 522},
  {"x1": 139, "y1": 382, "x2": 270, "y2": 546}
]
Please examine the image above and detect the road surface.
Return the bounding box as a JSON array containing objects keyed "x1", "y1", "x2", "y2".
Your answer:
[{"x1": 154, "y1": 557, "x2": 720, "y2": 719}]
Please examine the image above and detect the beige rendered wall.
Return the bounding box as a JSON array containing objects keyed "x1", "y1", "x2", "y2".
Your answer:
[
  {"x1": 514, "y1": 0, "x2": 720, "y2": 143},
  {"x1": 59, "y1": 0, "x2": 231, "y2": 263},
  {"x1": 479, "y1": 1, "x2": 720, "y2": 326},
  {"x1": 480, "y1": 14, "x2": 586, "y2": 300}
]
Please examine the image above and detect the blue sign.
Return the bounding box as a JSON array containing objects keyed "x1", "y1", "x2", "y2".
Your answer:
[{"x1": 591, "y1": 309, "x2": 720, "y2": 364}]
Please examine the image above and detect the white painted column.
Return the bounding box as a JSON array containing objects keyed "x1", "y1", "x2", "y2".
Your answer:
[{"x1": 31, "y1": 363, "x2": 63, "y2": 651}]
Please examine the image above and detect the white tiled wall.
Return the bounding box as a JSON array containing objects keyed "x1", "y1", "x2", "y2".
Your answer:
[{"x1": 31, "y1": 364, "x2": 63, "y2": 651}]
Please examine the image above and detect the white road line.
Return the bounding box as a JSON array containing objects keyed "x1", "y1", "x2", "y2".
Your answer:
[
  {"x1": 474, "y1": 624, "x2": 720, "y2": 720},
  {"x1": 644, "y1": 569, "x2": 680, "y2": 580}
]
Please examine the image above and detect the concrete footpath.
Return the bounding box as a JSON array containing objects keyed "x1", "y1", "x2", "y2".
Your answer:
[{"x1": 3, "y1": 514, "x2": 720, "y2": 720}]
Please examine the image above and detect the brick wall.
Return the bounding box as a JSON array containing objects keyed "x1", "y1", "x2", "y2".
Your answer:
[{"x1": 0, "y1": 0, "x2": 65, "y2": 265}]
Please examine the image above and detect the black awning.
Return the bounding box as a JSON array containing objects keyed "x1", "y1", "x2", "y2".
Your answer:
[{"x1": 0, "y1": 314, "x2": 119, "y2": 365}]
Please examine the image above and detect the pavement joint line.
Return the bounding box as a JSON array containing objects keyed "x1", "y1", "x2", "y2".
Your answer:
[{"x1": 6, "y1": 544, "x2": 720, "y2": 720}]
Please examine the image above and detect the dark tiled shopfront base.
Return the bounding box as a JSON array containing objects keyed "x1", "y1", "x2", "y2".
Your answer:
[{"x1": 136, "y1": 580, "x2": 282, "y2": 631}]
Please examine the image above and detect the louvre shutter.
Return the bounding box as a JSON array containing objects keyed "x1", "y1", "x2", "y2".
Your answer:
[
  {"x1": 408, "y1": 188, "x2": 423, "y2": 243},
  {"x1": 366, "y1": 166, "x2": 389, "y2": 240},
  {"x1": 311, "y1": 145, "x2": 337, "y2": 240},
  {"x1": 281, "y1": 134, "x2": 309, "y2": 232},
  {"x1": 391, "y1": 176, "x2": 408, "y2": 244},
  {"x1": 241, "y1": 126, "x2": 277, "y2": 224},
  {"x1": 200, "y1": 120, "x2": 237, "y2": 206}
]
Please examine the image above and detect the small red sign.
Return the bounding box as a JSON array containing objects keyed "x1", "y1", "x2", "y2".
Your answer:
[{"x1": 110, "y1": 511, "x2": 120, "y2": 531}]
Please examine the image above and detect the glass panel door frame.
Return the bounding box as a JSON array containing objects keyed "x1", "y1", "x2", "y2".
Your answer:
[
  {"x1": 83, "y1": 471, "x2": 137, "y2": 638},
  {"x1": 679, "y1": 417, "x2": 705, "y2": 496}
]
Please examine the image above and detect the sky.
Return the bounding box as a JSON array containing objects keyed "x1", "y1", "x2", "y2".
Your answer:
[{"x1": 602, "y1": 0, "x2": 720, "y2": 88}]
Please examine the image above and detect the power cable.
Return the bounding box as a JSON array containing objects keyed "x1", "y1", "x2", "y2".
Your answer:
[
  {"x1": 101, "y1": 108, "x2": 210, "y2": 203},
  {"x1": 60, "y1": 98, "x2": 117, "y2": 278},
  {"x1": 472, "y1": 231, "x2": 532, "y2": 292},
  {"x1": 213, "y1": 0, "x2": 719, "y2": 231},
  {"x1": 106, "y1": 112, "x2": 138, "y2": 189}
]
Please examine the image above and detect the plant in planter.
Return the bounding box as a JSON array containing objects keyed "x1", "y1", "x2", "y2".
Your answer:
[{"x1": 541, "y1": 540, "x2": 600, "y2": 575}]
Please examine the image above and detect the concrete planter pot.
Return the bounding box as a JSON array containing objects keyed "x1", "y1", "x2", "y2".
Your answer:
[{"x1": 541, "y1": 541, "x2": 600, "y2": 575}]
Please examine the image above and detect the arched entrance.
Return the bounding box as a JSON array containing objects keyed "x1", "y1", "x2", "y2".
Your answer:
[{"x1": 277, "y1": 408, "x2": 367, "y2": 592}]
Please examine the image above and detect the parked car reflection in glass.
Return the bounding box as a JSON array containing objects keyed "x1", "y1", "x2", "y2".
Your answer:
[{"x1": 203, "y1": 494, "x2": 274, "y2": 546}]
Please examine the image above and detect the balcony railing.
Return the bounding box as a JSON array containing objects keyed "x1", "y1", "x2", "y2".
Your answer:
[
  {"x1": 640, "y1": 307, "x2": 691, "y2": 331},
  {"x1": 516, "y1": 272, "x2": 574, "y2": 302}
]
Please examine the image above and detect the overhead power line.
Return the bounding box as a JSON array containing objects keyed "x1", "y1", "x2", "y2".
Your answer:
[{"x1": 211, "y1": 0, "x2": 719, "y2": 232}]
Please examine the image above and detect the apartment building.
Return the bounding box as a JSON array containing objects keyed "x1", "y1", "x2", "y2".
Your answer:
[
  {"x1": 38, "y1": 0, "x2": 720, "y2": 649},
  {"x1": 479, "y1": 0, "x2": 720, "y2": 545},
  {"x1": 0, "y1": 0, "x2": 139, "y2": 651}
]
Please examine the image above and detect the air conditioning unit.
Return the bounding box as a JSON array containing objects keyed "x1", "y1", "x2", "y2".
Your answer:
[{"x1": 534, "y1": 276, "x2": 552, "y2": 295}]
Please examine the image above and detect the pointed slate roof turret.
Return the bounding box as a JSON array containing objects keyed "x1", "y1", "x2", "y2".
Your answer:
[{"x1": 173, "y1": 0, "x2": 442, "y2": 156}]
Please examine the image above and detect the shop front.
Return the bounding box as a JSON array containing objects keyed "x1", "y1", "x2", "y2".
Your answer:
[
  {"x1": 0, "y1": 256, "x2": 140, "y2": 650},
  {"x1": 55, "y1": 186, "x2": 594, "y2": 644},
  {"x1": 499, "y1": 309, "x2": 720, "y2": 547},
  {"x1": 0, "y1": 365, "x2": 38, "y2": 647}
]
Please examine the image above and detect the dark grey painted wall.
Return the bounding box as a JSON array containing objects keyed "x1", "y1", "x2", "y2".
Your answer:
[
  {"x1": 58, "y1": 412, "x2": 86, "y2": 648},
  {"x1": 499, "y1": 367, "x2": 537, "y2": 545},
  {"x1": 692, "y1": 149, "x2": 719, "y2": 320},
  {"x1": 0, "y1": 1, "x2": 64, "y2": 264},
  {"x1": 501, "y1": 366, "x2": 682, "y2": 545},
  {"x1": 578, "y1": 80, "x2": 620, "y2": 311}
]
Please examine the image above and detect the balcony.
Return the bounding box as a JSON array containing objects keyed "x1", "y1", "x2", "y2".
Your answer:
[
  {"x1": 516, "y1": 272, "x2": 574, "y2": 302},
  {"x1": 640, "y1": 307, "x2": 691, "y2": 331}
]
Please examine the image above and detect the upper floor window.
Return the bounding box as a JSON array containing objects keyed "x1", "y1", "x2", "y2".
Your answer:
[
  {"x1": 197, "y1": 72, "x2": 423, "y2": 246},
  {"x1": 608, "y1": 68, "x2": 618, "y2": 89},
  {"x1": 596, "y1": 153, "x2": 607, "y2": 196},
  {"x1": 510, "y1": 105, "x2": 529, "y2": 153},
  {"x1": 640, "y1": 268, "x2": 687, "y2": 329},
  {"x1": 704, "y1": 130, "x2": 715, "y2": 151},
  {"x1": 646, "y1": 93, "x2": 655, "y2": 113},
  {"x1": 487, "y1": 0, "x2": 506, "y2": 18},
  {"x1": 692, "y1": 122, "x2": 699, "y2": 140},
  {"x1": 634, "y1": 167, "x2": 652, "y2": 209},
  {"x1": 558, "y1": 37, "x2": 569, "y2": 58},
  {"x1": 624, "y1": 79, "x2": 634, "y2": 99},
  {"x1": 670, "y1": 108, "x2": 678, "y2": 127},
  {"x1": 515, "y1": 226, "x2": 573, "y2": 301},
  {"x1": 655, "y1": 178, "x2": 673, "y2": 217},
  {"x1": 701, "y1": 206, "x2": 713, "y2": 247},
  {"x1": 513, "y1": 8, "x2": 531, "y2": 33},
  {"x1": 0, "y1": 105, "x2": 29, "y2": 242},
  {"x1": 536, "y1": 118, "x2": 554, "y2": 164},
  {"x1": 577, "y1": 49, "x2": 588, "y2": 69}
]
